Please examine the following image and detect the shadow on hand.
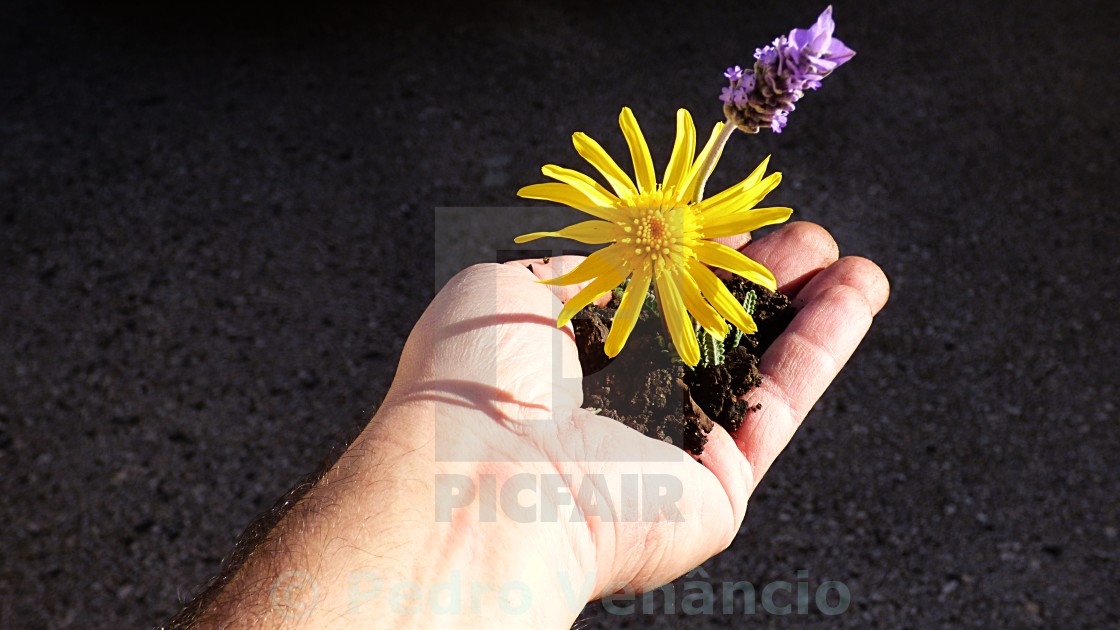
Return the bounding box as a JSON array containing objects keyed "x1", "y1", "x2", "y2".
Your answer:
[
  {"x1": 436, "y1": 313, "x2": 575, "y2": 345},
  {"x1": 393, "y1": 379, "x2": 552, "y2": 430}
]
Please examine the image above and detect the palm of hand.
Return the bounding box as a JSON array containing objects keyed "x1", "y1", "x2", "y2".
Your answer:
[{"x1": 382, "y1": 222, "x2": 887, "y2": 603}]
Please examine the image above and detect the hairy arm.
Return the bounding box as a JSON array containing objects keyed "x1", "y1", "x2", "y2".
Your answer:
[{"x1": 171, "y1": 404, "x2": 590, "y2": 629}]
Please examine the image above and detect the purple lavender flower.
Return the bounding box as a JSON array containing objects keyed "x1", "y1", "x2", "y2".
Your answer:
[{"x1": 721, "y1": 5, "x2": 855, "y2": 133}]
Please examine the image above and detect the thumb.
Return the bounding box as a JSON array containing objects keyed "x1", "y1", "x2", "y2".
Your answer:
[{"x1": 544, "y1": 409, "x2": 752, "y2": 598}]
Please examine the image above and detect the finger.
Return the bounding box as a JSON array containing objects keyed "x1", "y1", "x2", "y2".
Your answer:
[
  {"x1": 792, "y1": 255, "x2": 890, "y2": 313},
  {"x1": 740, "y1": 221, "x2": 839, "y2": 296},
  {"x1": 696, "y1": 422, "x2": 753, "y2": 533},
  {"x1": 504, "y1": 255, "x2": 614, "y2": 306},
  {"x1": 712, "y1": 234, "x2": 751, "y2": 251},
  {"x1": 550, "y1": 409, "x2": 749, "y2": 597},
  {"x1": 733, "y1": 283, "x2": 874, "y2": 487}
]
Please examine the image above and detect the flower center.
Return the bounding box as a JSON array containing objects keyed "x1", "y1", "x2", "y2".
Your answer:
[
  {"x1": 617, "y1": 192, "x2": 694, "y2": 276},
  {"x1": 634, "y1": 213, "x2": 672, "y2": 257}
]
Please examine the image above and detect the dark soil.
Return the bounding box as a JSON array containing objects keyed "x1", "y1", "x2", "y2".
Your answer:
[{"x1": 574, "y1": 277, "x2": 796, "y2": 453}]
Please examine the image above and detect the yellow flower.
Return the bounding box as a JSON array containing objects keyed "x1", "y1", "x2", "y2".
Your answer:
[{"x1": 516, "y1": 107, "x2": 792, "y2": 366}]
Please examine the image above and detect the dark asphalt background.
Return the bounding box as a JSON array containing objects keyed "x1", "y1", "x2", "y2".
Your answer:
[{"x1": 2, "y1": 0, "x2": 1117, "y2": 627}]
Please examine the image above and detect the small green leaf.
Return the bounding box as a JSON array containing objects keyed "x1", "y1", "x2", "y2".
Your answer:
[
  {"x1": 725, "y1": 289, "x2": 758, "y2": 354},
  {"x1": 697, "y1": 327, "x2": 726, "y2": 368}
]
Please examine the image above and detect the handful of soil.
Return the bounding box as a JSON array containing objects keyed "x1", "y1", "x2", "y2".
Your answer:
[{"x1": 573, "y1": 276, "x2": 795, "y2": 454}]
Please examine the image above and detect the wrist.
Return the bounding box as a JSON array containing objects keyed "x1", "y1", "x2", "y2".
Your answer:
[
  {"x1": 200, "y1": 402, "x2": 594, "y2": 628},
  {"x1": 351, "y1": 402, "x2": 597, "y2": 628}
]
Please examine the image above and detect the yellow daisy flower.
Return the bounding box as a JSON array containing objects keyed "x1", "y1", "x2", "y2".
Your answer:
[{"x1": 515, "y1": 107, "x2": 792, "y2": 366}]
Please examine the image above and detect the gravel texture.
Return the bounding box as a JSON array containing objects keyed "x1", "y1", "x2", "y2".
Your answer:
[{"x1": 1, "y1": 0, "x2": 1117, "y2": 627}]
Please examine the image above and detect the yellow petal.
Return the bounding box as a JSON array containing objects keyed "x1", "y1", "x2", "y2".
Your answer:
[
  {"x1": 557, "y1": 264, "x2": 628, "y2": 327},
  {"x1": 688, "y1": 259, "x2": 758, "y2": 334},
  {"x1": 701, "y1": 207, "x2": 793, "y2": 239},
  {"x1": 741, "y1": 155, "x2": 771, "y2": 189},
  {"x1": 541, "y1": 164, "x2": 620, "y2": 207},
  {"x1": 619, "y1": 107, "x2": 656, "y2": 194},
  {"x1": 538, "y1": 246, "x2": 626, "y2": 286},
  {"x1": 655, "y1": 271, "x2": 700, "y2": 366},
  {"x1": 514, "y1": 220, "x2": 623, "y2": 244},
  {"x1": 677, "y1": 269, "x2": 728, "y2": 339},
  {"x1": 662, "y1": 109, "x2": 696, "y2": 190},
  {"x1": 699, "y1": 155, "x2": 771, "y2": 210},
  {"x1": 517, "y1": 183, "x2": 623, "y2": 222},
  {"x1": 693, "y1": 241, "x2": 777, "y2": 291},
  {"x1": 697, "y1": 172, "x2": 782, "y2": 220},
  {"x1": 572, "y1": 132, "x2": 638, "y2": 198},
  {"x1": 678, "y1": 121, "x2": 727, "y2": 202},
  {"x1": 698, "y1": 154, "x2": 770, "y2": 209},
  {"x1": 604, "y1": 272, "x2": 652, "y2": 357}
]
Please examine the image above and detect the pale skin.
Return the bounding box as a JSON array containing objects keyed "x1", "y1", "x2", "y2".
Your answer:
[{"x1": 181, "y1": 222, "x2": 889, "y2": 629}]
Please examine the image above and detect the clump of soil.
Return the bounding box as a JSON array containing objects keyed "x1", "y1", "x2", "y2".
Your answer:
[{"x1": 573, "y1": 277, "x2": 795, "y2": 454}]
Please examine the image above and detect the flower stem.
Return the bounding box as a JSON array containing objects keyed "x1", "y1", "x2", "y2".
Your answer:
[{"x1": 694, "y1": 119, "x2": 738, "y2": 202}]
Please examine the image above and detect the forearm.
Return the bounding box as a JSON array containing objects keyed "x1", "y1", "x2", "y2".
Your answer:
[{"x1": 185, "y1": 404, "x2": 592, "y2": 629}]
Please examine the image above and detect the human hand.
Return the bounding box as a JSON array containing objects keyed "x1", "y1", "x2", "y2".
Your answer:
[
  {"x1": 189, "y1": 221, "x2": 886, "y2": 629},
  {"x1": 372, "y1": 221, "x2": 888, "y2": 622}
]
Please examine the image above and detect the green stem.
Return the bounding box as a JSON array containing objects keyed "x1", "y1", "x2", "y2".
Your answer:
[{"x1": 694, "y1": 118, "x2": 738, "y2": 202}]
